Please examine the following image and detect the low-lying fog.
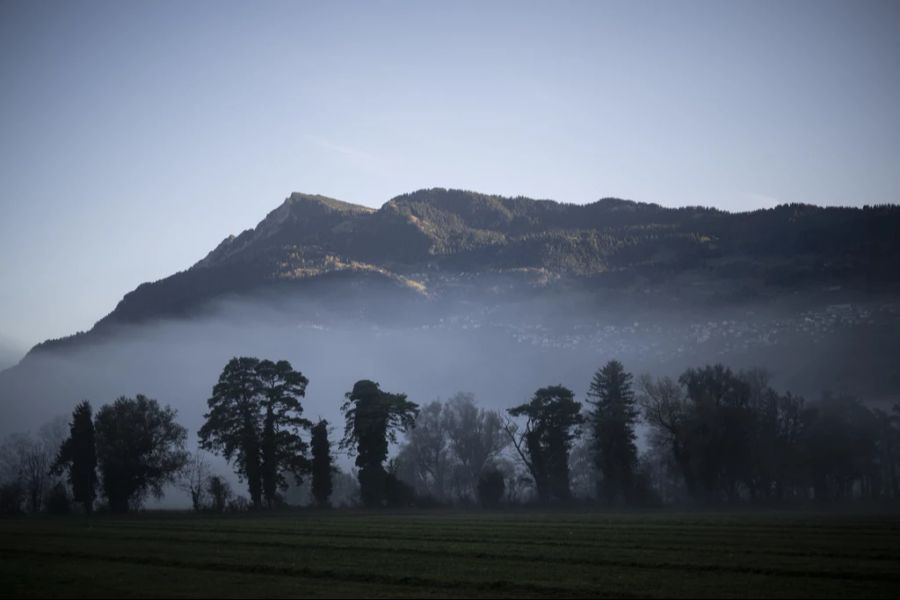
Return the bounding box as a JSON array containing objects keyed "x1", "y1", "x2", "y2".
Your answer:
[
  {"x1": 3, "y1": 289, "x2": 897, "y2": 435},
  {"x1": 1, "y1": 287, "x2": 897, "y2": 506}
]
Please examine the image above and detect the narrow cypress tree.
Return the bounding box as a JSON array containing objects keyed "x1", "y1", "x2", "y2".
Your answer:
[
  {"x1": 310, "y1": 419, "x2": 333, "y2": 508},
  {"x1": 587, "y1": 360, "x2": 639, "y2": 504},
  {"x1": 53, "y1": 401, "x2": 97, "y2": 514}
]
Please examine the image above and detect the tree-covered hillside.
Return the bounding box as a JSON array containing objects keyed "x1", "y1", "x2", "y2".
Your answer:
[{"x1": 22, "y1": 188, "x2": 900, "y2": 357}]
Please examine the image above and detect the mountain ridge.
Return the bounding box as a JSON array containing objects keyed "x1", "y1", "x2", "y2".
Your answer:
[{"x1": 20, "y1": 187, "x2": 900, "y2": 361}]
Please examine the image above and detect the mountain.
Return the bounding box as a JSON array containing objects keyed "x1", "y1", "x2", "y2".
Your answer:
[
  {"x1": 28, "y1": 188, "x2": 900, "y2": 355},
  {"x1": 3, "y1": 189, "x2": 899, "y2": 436}
]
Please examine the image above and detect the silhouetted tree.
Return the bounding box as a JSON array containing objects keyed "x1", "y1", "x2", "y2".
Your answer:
[
  {"x1": 340, "y1": 380, "x2": 418, "y2": 508},
  {"x1": 395, "y1": 393, "x2": 508, "y2": 503},
  {"x1": 641, "y1": 366, "x2": 814, "y2": 505},
  {"x1": 200, "y1": 357, "x2": 264, "y2": 507},
  {"x1": 207, "y1": 475, "x2": 232, "y2": 513},
  {"x1": 2, "y1": 418, "x2": 68, "y2": 515},
  {"x1": 568, "y1": 435, "x2": 600, "y2": 500},
  {"x1": 94, "y1": 395, "x2": 188, "y2": 512},
  {"x1": 638, "y1": 374, "x2": 692, "y2": 503},
  {"x1": 310, "y1": 419, "x2": 333, "y2": 508},
  {"x1": 801, "y1": 392, "x2": 879, "y2": 502},
  {"x1": 256, "y1": 359, "x2": 311, "y2": 508},
  {"x1": 476, "y1": 466, "x2": 506, "y2": 508},
  {"x1": 385, "y1": 468, "x2": 416, "y2": 507},
  {"x1": 0, "y1": 435, "x2": 30, "y2": 513},
  {"x1": 395, "y1": 401, "x2": 452, "y2": 500},
  {"x1": 52, "y1": 401, "x2": 98, "y2": 514},
  {"x1": 678, "y1": 365, "x2": 753, "y2": 503},
  {"x1": 507, "y1": 385, "x2": 583, "y2": 503},
  {"x1": 200, "y1": 357, "x2": 312, "y2": 509},
  {"x1": 743, "y1": 370, "x2": 805, "y2": 502},
  {"x1": 587, "y1": 360, "x2": 639, "y2": 504},
  {"x1": 13, "y1": 435, "x2": 49, "y2": 513},
  {"x1": 444, "y1": 393, "x2": 508, "y2": 500},
  {"x1": 45, "y1": 481, "x2": 71, "y2": 514},
  {"x1": 179, "y1": 450, "x2": 211, "y2": 512},
  {"x1": 228, "y1": 494, "x2": 250, "y2": 512}
]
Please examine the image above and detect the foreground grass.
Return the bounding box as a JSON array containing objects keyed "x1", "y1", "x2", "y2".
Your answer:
[{"x1": 1, "y1": 510, "x2": 899, "y2": 598}]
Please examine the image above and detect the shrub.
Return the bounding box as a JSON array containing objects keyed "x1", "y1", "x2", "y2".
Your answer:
[{"x1": 477, "y1": 467, "x2": 506, "y2": 508}]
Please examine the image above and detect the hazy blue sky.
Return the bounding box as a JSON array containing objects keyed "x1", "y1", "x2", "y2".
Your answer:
[{"x1": 1, "y1": 0, "x2": 898, "y2": 354}]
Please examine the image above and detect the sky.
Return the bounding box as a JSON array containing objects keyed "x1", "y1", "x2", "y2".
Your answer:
[{"x1": 1, "y1": 0, "x2": 898, "y2": 355}]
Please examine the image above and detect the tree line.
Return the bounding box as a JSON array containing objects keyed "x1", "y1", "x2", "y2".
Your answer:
[{"x1": 2, "y1": 356, "x2": 899, "y2": 514}]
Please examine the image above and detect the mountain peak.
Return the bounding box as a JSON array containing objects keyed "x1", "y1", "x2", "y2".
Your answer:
[
  {"x1": 284, "y1": 192, "x2": 374, "y2": 214},
  {"x1": 193, "y1": 193, "x2": 373, "y2": 270}
]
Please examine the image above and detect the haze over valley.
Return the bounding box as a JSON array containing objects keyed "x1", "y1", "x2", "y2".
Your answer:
[{"x1": 3, "y1": 188, "x2": 897, "y2": 438}]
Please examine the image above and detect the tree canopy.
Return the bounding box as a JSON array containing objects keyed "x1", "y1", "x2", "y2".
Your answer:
[
  {"x1": 52, "y1": 400, "x2": 97, "y2": 514},
  {"x1": 507, "y1": 385, "x2": 583, "y2": 503},
  {"x1": 587, "y1": 360, "x2": 639, "y2": 504},
  {"x1": 94, "y1": 395, "x2": 188, "y2": 513},
  {"x1": 341, "y1": 380, "x2": 419, "y2": 507},
  {"x1": 199, "y1": 357, "x2": 311, "y2": 508}
]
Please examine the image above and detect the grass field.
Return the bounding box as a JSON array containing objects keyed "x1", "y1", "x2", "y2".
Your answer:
[{"x1": 1, "y1": 510, "x2": 899, "y2": 598}]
